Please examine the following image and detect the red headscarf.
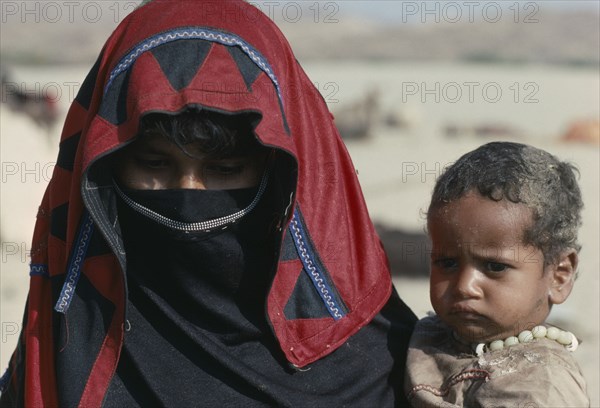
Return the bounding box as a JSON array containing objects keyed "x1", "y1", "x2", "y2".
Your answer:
[{"x1": 2, "y1": 1, "x2": 393, "y2": 406}]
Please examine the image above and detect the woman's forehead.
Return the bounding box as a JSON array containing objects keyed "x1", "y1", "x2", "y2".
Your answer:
[
  {"x1": 129, "y1": 133, "x2": 179, "y2": 152},
  {"x1": 125, "y1": 132, "x2": 268, "y2": 160}
]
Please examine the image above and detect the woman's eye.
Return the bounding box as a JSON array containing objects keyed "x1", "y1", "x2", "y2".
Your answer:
[
  {"x1": 205, "y1": 164, "x2": 244, "y2": 176},
  {"x1": 136, "y1": 158, "x2": 169, "y2": 169},
  {"x1": 486, "y1": 262, "x2": 508, "y2": 273}
]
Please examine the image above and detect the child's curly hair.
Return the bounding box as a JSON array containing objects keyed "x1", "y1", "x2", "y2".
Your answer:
[{"x1": 428, "y1": 142, "x2": 583, "y2": 265}]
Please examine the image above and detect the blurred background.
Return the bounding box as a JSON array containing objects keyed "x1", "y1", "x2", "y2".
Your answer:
[{"x1": 1, "y1": 1, "x2": 598, "y2": 404}]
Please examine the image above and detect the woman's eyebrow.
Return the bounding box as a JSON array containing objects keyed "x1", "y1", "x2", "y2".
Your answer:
[{"x1": 134, "y1": 144, "x2": 170, "y2": 155}]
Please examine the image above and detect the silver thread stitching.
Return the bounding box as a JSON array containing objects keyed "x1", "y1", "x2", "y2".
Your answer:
[
  {"x1": 290, "y1": 216, "x2": 343, "y2": 319},
  {"x1": 114, "y1": 170, "x2": 269, "y2": 232}
]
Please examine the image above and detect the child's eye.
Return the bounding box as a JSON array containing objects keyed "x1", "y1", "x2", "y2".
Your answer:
[
  {"x1": 433, "y1": 258, "x2": 458, "y2": 270},
  {"x1": 486, "y1": 262, "x2": 508, "y2": 273}
]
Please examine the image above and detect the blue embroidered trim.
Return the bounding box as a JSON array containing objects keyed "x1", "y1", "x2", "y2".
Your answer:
[
  {"x1": 289, "y1": 209, "x2": 345, "y2": 320},
  {"x1": 29, "y1": 264, "x2": 49, "y2": 278},
  {"x1": 54, "y1": 212, "x2": 95, "y2": 314},
  {"x1": 104, "y1": 27, "x2": 283, "y2": 107}
]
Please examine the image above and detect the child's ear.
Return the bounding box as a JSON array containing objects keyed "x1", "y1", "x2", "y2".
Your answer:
[{"x1": 548, "y1": 250, "x2": 578, "y2": 305}]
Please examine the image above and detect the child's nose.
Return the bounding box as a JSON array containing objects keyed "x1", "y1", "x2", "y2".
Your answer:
[{"x1": 453, "y1": 267, "x2": 483, "y2": 299}]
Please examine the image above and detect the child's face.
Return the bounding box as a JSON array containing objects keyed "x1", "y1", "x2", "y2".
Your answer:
[
  {"x1": 428, "y1": 192, "x2": 555, "y2": 343},
  {"x1": 114, "y1": 133, "x2": 268, "y2": 190}
]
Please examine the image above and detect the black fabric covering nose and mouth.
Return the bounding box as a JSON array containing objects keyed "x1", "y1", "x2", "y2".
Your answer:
[
  {"x1": 116, "y1": 183, "x2": 271, "y2": 290},
  {"x1": 119, "y1": 185, "x2": 260, "y2": 235},
  {"x1": 123, "y1": 185, "x2": 255, "y2": 222},
  {"x1": 106, "y1": 184, "x2": 280, "y2": 405}
]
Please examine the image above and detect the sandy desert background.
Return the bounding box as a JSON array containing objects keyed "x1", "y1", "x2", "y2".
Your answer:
[{"x1": 1, "y1": 1, "x2": 598, "y2": 405}]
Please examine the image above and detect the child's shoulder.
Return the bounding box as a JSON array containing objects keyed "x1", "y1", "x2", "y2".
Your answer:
[
  {"x1": 405, "y1": 317, "x2": 589, "y2": 406},
  {"x1": 480, "y1": 335, "x2": 584, "y2": 376},
  {"x1": 475, "y1": 339, "x2": 588, "y2": 406}
]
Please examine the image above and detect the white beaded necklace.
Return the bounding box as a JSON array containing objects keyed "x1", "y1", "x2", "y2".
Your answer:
[{"x1": 470, "y1": 325, "x2": 579, "y2": 356}]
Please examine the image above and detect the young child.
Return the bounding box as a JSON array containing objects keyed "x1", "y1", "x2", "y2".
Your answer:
[{"x1": 404, "y1": 142, "x2": 589, "y2": 406}]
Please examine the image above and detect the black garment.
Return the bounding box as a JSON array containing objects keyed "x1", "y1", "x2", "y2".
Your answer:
[
  {"x1": 113, "y1": 185, "x2": 274, "y2": 309},
  {"x1": 105, "y1": 289, "x2": 414, "y2": 407},
  {"x1": 104, "y1": 187, "x2": 416, "y2": 407}
]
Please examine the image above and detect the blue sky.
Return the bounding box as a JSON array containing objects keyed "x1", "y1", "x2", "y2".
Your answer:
[{"x1": 252, "y1": 0, "x2": 600, "y2": 25}]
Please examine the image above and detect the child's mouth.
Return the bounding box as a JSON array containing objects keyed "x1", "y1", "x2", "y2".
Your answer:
[
  {"x1": 449, "y1": 304, "x2": 482, "y2": 317},
  {"x1": 447, "y1": 306, "x2": 489, "y2": 326}
]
